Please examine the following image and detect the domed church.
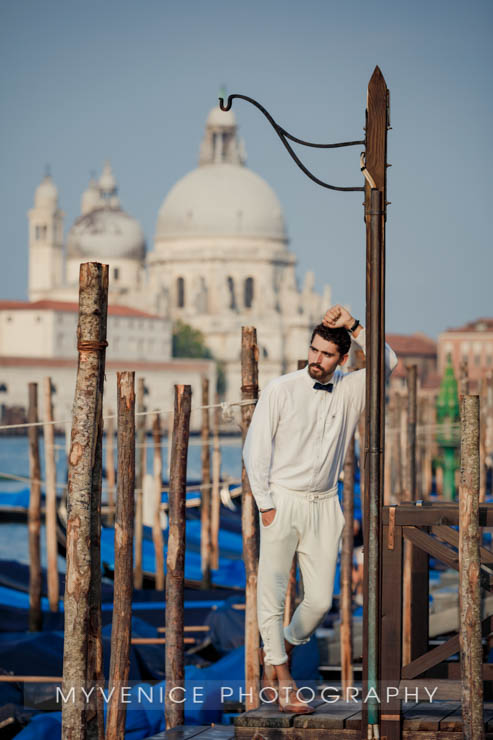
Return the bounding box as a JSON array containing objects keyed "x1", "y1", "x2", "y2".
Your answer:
[{"x1": 26, "y1": 106, "x2": 331, "y2": 398}]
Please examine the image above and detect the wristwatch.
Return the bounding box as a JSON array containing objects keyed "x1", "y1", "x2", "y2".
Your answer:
[{"x1": 348, "y1": 318, "x2": 360, "y2": 334}]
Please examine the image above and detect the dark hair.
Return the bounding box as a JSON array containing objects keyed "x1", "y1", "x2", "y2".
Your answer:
[{"x1": 310, "y1": 324, "x2": 351, "y2": 356}]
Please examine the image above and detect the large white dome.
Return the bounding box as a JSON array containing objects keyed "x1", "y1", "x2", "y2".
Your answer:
[
  {"x1": 156, "y1": 163, "x2": 287, "y2": 241},
  {"x1": 67, "y1": 206, "x2": 145, "y2": 260}
]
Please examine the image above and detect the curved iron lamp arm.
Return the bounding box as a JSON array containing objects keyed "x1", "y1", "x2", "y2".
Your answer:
[{"x1": 219, "y1": 94, "x2": 365, "y2": 193}]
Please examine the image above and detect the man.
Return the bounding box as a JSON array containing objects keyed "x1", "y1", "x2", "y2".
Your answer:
[{"x1": 243, "y1": 304, "x2": 397, "y2": 712}]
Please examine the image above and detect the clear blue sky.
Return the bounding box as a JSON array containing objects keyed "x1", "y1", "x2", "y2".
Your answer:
[{"x1": 1, "y1": 0, "x2": 491, "y2": 337}]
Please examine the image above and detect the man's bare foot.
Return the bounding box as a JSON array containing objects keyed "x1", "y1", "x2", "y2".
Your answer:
[
  {"x1": 258, "y1": 647, "x2": 278, "y2": 703},
  {"x1": 275, "y1": 661, "x2": 314, "y2": 714}
]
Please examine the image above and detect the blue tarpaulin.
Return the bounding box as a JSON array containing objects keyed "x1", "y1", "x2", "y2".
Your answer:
[{"x1": 14, "y1": 637, "x2": 320, "y2": 739}]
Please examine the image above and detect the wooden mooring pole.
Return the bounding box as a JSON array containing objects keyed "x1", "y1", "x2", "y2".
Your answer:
[
  {"x1": 406, "y1": 365, "x2": 417, "y2": 501},
  {"x1": 165, "y1": 385, "x2": 192, "y2": 729},
  {"x1": 459, "y1": 394, "x2": 484, "y2": 740},
  {"x1": 480, "y1": 377, "x2": 487, "y2": 503},
  {"x1": 200, "y1": 376, "x2": 212, "y2": 588},
  {"x1": 422, "y1": 396, "x2": 435, "y2": 499},
  {"x1": 87, "y1": 271, "x2": 108, "y2": 740},
  {"x1": 403, "y1": 365, "x2": 416, "y2": 666},
  {"x1": 28, "y1": 382, "x2": 42, "y2": 632},
  {"x1": 153, "y1": 412, "x2": 165, "y2": 591},
  {"x1": 241, "y1": 326, "x2": 260, "y2": 711},
  {"x1": 62, "y1": 262, "x2": 108, "y2": 740},
  {"x1": 460, "y1": 357, "x2": 470, "y2": 398},
  {"x1": 106, "y1": 372, "x2": 135, "y2": 740},
  {"x1": 210, "y1": 392, "x2": 221, "y2": 571},
  {"x1": 134, "y1": 377, "x2": 146, "y2": 589},
  {"x1": 362, "y1": 66, "x2": 389, "y2": 740},
  {"x1": 402, "y1": 364, "x2": 428, "y2": 666},
  {"x1": 105, "y1": 411, "x2": 116, "y2": 522},
  {"x1": 43, "y1": 375, "x2": 58, "y2": 612}
]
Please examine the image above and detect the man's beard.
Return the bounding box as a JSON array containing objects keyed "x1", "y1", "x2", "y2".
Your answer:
[{"x1": 308, "y1": 363, "x2": 332, "y2": 383}]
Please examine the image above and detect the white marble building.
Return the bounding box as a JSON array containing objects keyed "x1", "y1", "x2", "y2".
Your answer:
[{"x1": 24, "y1": 105, "x2": 331, "y2": 400}]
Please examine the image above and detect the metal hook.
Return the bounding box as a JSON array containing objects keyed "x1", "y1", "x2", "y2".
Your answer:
[{"x1": 219, "y1": 94, "x2": 365, "y2": 192}]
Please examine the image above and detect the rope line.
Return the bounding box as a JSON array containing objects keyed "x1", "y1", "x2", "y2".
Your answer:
[{"x1": 0, "y1": 398, "x2": 258, "y2": 432}]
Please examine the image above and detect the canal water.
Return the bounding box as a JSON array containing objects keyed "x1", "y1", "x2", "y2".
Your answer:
[{"x1": 0, "y1": 434, "x2": 243, "y2": 570}]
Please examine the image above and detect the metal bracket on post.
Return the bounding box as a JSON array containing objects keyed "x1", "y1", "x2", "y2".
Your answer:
[{"x1": 388, "y1": 507, "x2": 396, "y2": 550}]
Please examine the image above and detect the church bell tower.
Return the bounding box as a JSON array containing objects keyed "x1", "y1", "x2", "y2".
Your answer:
[{"x1": 28, "y1": 171, "x2": 64, "y2": 301}]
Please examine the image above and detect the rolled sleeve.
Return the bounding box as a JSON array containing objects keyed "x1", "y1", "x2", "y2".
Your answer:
[{"x1": 351, "y1": 327, "x2": 398, "y2": 375}]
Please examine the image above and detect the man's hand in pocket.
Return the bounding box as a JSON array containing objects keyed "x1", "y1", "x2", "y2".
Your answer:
[{"x1": 261, "y1": 509, "x2": 276, "y2": 526}]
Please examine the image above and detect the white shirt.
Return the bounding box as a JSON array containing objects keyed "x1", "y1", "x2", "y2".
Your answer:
[{"x1": 243, "y1": 328, "x2": 398, "y2": 511}]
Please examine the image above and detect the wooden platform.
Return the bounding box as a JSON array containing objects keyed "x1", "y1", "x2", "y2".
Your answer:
[
  {"x1": 146, "y1": 728, "x2": 235, "y2": 739},
  {"x1": 232, "y1": 700, "x2": 493, "y2": 739},
  {"x1": 146, "y1": 701, "x2": 493, "y2": 738}
]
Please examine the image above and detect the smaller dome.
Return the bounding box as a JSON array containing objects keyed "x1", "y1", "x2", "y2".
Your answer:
[
  {"x1": 206, "y1": 105, "x2": 236, "y2": 128},
  {"x1": 67, "y1": 207, "x2": 145, "y2": 261},
  {"x1": 35, "y1": 174, "x2": 58, "y2": 208},
  {"x1": 81, "y1": 178, "x2": 102, "y2": 215}
]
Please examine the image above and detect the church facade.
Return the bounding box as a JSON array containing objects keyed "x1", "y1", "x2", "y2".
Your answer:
[{"x1": 26, "y1": 105, "x2": 331, "y2": 400}]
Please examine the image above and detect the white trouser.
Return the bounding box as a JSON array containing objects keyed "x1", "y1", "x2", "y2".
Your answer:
[{"x1": 257, "y1": 483, "x2": 345, "y2": 666}]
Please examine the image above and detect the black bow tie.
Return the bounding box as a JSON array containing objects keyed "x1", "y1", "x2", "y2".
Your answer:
[{"x1": 313, "y1": 382, "x2": 333, "y2": 392}]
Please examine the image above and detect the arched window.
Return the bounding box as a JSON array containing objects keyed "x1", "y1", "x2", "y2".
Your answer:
[
  {"x1": 177, "y1": 277, "x2": 185, "y2": 308},
  {"x1": 227, "y1": 276, "x2": 237, "y2": 310},
  {"x1": 244, "y1": 277, "x2": 254, "y2": 308}
]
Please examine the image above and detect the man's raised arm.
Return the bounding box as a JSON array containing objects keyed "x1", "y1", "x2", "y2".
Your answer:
[{"x1": 323, "y1": 304, "x2": 397, "y2": 375}]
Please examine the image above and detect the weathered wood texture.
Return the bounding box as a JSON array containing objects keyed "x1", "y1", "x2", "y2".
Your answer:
[
  {"x1": 200, "y1": 376, "x2": 212, "y2": 588},
  {"x1": 422, "y1": 397, "x2": 435, "y2": 499},
  {"x1": 399, "y1": 396, "x2": 408, "y2": 500},
  {"x1": 483, "y1": 373, "x2": 493, "y2": 504},
  {"x1": 403, "y1": 365, "x2": 429, "y2": 666},
  {"x1": 153, "y1": 412, "x2": 165, "y2": 591},
  {"x1": 341, "y1": 434, "x2": 355, "y2": 690},
  {"x1": 459, "y1": 358, "x2": 469, "y2": 398},
  {"x1": 241, "y1": 326, "x2": 260, "y2": 711},
  {"x1": 382, "y1": 502, "x2": 493, "y2": 527},
  {"x1": 87, "y1": 269, "x2": 108, "y2": 740},
  {"x1": 62, "y1": 262, "x2": 108, "y2": 740},
  {"x1": 459, "y1": 395, "x2": 484, "y2": 740},
  {"x1": 134, "y1": 377, "x2": 146, "y2": 589},
  {"x1": 28, "y1": 382, "x2": 42, "y2": 631},
  {"x1": 43, "y1": 375, "x2": 59, "y2": 612},
  {"x1": 106, "y1": 372, "x2": 135, "y2": 740},
  {"x1": 232, "y1": 700, "x2": 493, "y2": 738},
  {"x1": 105, "y1": 411, "x2": 115, "y2": 520},
  {"x1": 210, "y1": 393, "x2": 221, "y2": 570},
  {"x1": 364, "y1": 188, "x2": 386, "y2": 734},
  {"x1": 165, "y1": 385, "x2": 192, "y2": 729},
  {"x1": 480, "y1": 378, "x2": 488, "y2": 502},
  {"x1": 406, "y1": 365, "x2": 417, "y2": 501}
]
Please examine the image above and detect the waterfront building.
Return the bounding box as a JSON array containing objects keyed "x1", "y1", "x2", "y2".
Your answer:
[
  {"x1": 438, "y1": 318, "x2": 493, "y2": 391},
  {"x1": 386, "y1": 332, "x2": 438, "y2": 396}
]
